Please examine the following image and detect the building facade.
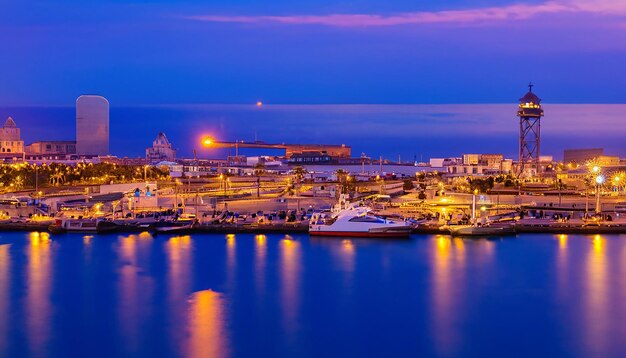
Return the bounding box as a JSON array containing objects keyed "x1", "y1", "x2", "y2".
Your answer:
[
  {"x1": 25, "y1": 140, "x2": 76, "y2": 159},
  {"x1": 563, "y1": 148, "x2": 604, "y2": 165},
  {"x1": 0, "y1": 117, "x2": 24, "y2": 160},
  {"x1": 76, "y1": 95, "x2": 109, "y2": 156},
  {"x1": 146, "y1": 132, "x2": 176, "y2": 164}
]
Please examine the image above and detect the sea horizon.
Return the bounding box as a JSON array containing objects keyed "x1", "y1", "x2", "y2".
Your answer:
[{"x1": 1, "y1": 103, "x2": 624, "y2": 161}]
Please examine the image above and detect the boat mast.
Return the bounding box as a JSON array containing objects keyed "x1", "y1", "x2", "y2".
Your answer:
[{"x1": 472, "y1": 189, "x2": 477, "y2": 225}]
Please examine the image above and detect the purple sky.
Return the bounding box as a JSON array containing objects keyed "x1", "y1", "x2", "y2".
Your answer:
[{"x1": 1, "y1": 0, "x2": 626, "y2": 105}]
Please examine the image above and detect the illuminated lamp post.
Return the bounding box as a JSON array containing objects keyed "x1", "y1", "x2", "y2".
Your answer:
[
  {"x1": 586, "y1": 165, "x2": 601, "y2": 215},
  {"x1": 595, "y1": 174, "x2": 605, "y2": 215}
]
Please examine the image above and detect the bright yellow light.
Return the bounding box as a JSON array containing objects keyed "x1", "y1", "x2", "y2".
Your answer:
[
  {"x1": 202, "y1": 137, "x2": 213, "y2": 146},
  {"x1": 592, "y1": 165, "x2": 600, "y2": 173},
  {"x1": 480, "y1": 206, "x2": 487, "y2": 212}
]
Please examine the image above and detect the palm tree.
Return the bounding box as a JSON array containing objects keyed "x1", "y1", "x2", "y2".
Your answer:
[
  {"x1": 292, "y1": 166, "x2": 307, "y2": 182},
  {"x1": 335, "y1": 169, "x2": 353, "y2": 195},
  {"x1": 50, "y1": 171, "x2": 65, "y2": 186},
  {"x1": 291, "y1": 166, "x2": 308, "y2": 196}
]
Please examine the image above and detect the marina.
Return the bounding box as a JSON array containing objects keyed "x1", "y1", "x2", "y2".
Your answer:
[{"x1": 3, "y1": 0, "x2": 626, "y2": 354}]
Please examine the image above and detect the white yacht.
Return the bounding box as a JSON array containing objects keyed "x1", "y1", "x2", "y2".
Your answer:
[{"x1": 309, "y1": 199, "x2": 412, "y2": 238}]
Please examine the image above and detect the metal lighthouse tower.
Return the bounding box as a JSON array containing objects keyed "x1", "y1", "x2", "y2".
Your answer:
[{"x1": 517, "y1": 83, "x2": 544, "y2": 176}]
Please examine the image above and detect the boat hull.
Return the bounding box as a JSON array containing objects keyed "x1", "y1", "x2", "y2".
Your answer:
[
  {"x1": 449, "y1": 225, "x2": 515, "y2": 236},
  {"x1": 309, "y1": 230, "x2": 410, "y2": 238}
]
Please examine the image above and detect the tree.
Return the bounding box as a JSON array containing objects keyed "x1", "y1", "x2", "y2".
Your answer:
[
  {"x1": 49, "y1": 171, "x2": 65, "y2": 186},
  {"x1": 403, "y1": 179, "x2": 414, "y2": 191},
  {"x1": 335, "y1": 169, "x2": 354, "y2": 195},
  {"x1": 292, "y1": 166, "x2": 307, "y2": 182},
  {"x1": 467, "y1": 177, "x2": 495, "y2": 193}
]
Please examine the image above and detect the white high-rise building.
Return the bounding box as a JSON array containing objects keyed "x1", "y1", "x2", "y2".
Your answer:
[{"x1": 76, "y1": 95, "x2": 109, "y2": 156}]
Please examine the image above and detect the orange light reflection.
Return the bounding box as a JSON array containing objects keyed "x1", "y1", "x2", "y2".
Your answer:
[
  {"x1": 585, "y1": 234, "x2": 608, "y2": 352},
  {"x1": 280, "y1": 238, "x2": 300, "y2": 333},
  {"x1": 186, "y1": 290, "x2": 228, "y2": 358},
  {"x1": 0, "y1": 244, "x2": 10, "y2": 352},
  {"x1": 26, "y1": 232, "x2": 52, "y2": 357}
]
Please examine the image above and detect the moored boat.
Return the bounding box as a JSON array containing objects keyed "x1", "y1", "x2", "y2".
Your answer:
[
  {"x1": 309, "y1": 206, "x2": 412, "y2": 238},
  {"x1": 49, "y1": 218, "x2": 99, "y2": 234},
  {"x1": 448, "y1": 223, "x2": 515, "y2": 236},
  {"x1": 152, "y1": 219, "x2": 196, "y2": 233}
]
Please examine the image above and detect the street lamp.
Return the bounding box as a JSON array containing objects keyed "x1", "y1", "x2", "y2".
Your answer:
[{"x1": 595, "y1": 174, "x2": 605, "y2": 215}]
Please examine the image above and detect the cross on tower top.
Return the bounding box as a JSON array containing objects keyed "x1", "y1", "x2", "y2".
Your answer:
[{"x1": 528, "y1": 82, "x2": 534, "y2": 92}]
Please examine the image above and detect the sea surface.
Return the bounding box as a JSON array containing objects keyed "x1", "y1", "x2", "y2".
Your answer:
[
  {"x1": 2, "y1": 232, "x2": 626, "y2": 357},
  {"x1": 1, "y1": 104, "x2": 625, "y2": 160}
]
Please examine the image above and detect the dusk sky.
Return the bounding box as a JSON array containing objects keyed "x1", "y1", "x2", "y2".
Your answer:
[{"x1": 2, "y1": 0, "x2": 626, "y2": 105}]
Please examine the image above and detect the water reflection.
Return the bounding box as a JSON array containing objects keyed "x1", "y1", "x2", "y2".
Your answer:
[
  {"x1": 26, "y1": 232, "x2": 52, "y2": 357},
  {"x1": 431, "y1": 236, "x2": 466, "y2": 356},
  {"x1": 255, "y1": 235, "x2": 266, "y2": 293},
  {"x1": 556, "y1": 234, "x2": 569, "y2": 298},
  {"x1": 165, "y1": 235, "x2": 193, "y2": 352},
  {"x1": 340, "y1": 239, "x2": 355, "y2": 272},
  {"x1": 585, "y1": 234, "x2": 609, "y2": 353},
  {"x1": 226, "y1": 234, "x2": 236, "y2": 289},
  {"x1": 0, "y1": 244, "x2": 10, "y2": 352},
  {"x1": 186, "y1": 289, "x2": 228, "y2": 358},
  {"x1": 118, "y1": 235, "x2": 140, "y2": 352},
  {"x1": 280, "y1": 237, "x2": 301, "y2": 334}
]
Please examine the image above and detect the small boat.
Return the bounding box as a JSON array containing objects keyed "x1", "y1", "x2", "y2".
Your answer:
[
  {"x1": 96, "y1": 220, "x2": 126, "y2": 233},
  {"x1": 49, "y1": 218, "x2": 99, "y2": 234},
  {"x1": 309, "y1": 206, "x2": 412, "y2": 238},
  {"x1": 152, "y1": 219, "x2": 196, "y2": 233},
  {"x1": 448, "y1": 223, "x2": 515, "y2": 236}
]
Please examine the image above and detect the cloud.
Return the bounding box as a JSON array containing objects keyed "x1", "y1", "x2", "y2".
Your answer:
[{"x1": 185, "y1": 0, "x2": 626, "y2": 27}]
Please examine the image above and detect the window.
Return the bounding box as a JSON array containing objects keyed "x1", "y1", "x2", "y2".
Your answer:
[{"x1": 348, "y1": 215, "x2": 386, "y2": 223}]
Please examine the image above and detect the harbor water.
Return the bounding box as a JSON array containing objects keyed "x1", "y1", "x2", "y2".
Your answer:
[{"x1": 2, "y1": 232, "x2": 626, "y2": 357}]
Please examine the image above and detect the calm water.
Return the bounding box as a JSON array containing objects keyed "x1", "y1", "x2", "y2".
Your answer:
[{"x1": 1, "y1": 232, "x2": 626, "y2": 357}]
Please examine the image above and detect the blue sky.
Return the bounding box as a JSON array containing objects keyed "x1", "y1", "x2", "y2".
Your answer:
[{"x1": 1, "y1": 0, "x2": 626, "y2": 105}]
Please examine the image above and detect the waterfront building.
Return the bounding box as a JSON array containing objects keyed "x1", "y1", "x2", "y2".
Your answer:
[
  {"x1": 563, "y1": 148, "x2": 604, "y2": 165},
  {"x1": 146, "y1": 132, "x2": 176, "y2": 164},
  {"x1": 517, "y1": 83, "x2": 544, "y2": 176},
  {"x1": 287, "y1": 151, "x2": 333, "y2": 164},
  {"x1": 429, "y1": 158, "x2": 461, "y2": 168},
  {"x1": 462, "y1": 154, "x2": 480, "y2": 165},
  {"x1": 0, "y1": 117, "x2": 24, "y2": 160},
  {"x1": 432, "y1": 154, "x2": 511, "y2": 176},
  {"x1": 25, "y1": 140, "x2": 76, "y2": 160},
  {"x1": 76, "y1": 95, "x2": 109, "y2": 156},
  {"x1": 99, "y1": 156, "x2": 147, "y2": 166}
]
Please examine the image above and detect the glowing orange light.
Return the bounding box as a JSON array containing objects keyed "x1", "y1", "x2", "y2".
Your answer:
[{"x1": 256, "y1": 101, "x2": 263, "y2": 107}]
